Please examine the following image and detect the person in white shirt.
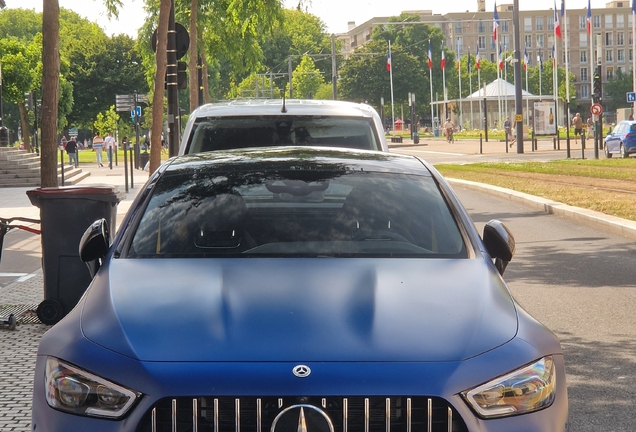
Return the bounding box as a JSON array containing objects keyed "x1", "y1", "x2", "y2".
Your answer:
[{"x1": 103, "y1": 132, "x2": 116, "y2": 168}]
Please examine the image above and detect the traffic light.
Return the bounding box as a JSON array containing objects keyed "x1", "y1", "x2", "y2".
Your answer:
[
  {"x1": 177, "y1": 62, "x2": 188, "y2": 90},
  {"x1": 24, "y1": 93, "x2": 33, "y2": 110},
  {"x1": 593, "y1": 70, "x2": 602, "y2": 102}
]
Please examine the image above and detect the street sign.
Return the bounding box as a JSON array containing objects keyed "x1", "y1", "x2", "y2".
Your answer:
[
  {"x1": 515, "y1": 114, "x2": 523, "y2": 123},
  {"x1": 627, "y1": 92, "x2": 636, "y2": 103},
  {"x1": 590, "y1": 103, "x2": 603, "y2": 116},
  {"x1": 116, "y1": 94, "x2": 135, "y2": 112}
]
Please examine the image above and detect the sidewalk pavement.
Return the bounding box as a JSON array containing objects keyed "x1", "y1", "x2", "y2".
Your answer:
[{"x1": 1, "y1": 142, "x2": 635, "y2": 431}]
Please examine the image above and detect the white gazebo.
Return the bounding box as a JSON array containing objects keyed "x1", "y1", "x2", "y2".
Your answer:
[{"x1": 432, "y1": 78, "x2": 561, "y2": 130}]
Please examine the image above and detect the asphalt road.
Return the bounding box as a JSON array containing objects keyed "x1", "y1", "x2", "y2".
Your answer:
[{"x1": 453, "y1": 185, "x2": 636, "y2": 432}]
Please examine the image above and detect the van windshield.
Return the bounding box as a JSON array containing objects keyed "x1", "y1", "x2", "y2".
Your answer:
[{"x1": 185, "y1": 116, "x2": 380, "y2": 153}]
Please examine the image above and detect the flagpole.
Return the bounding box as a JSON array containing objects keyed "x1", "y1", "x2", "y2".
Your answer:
[
  {"x1": 389, "y1": 41, "x2": 395, "y2": 135},
  {"x1": 539, "y1": 54, "x2": 543, "y2": 97},
  {"x1": 442, "y1": 43, "x2": 447, "y2": 121},
  {"x1": 525, "y1": 65, "x2": 529, "y2": 125},
  {"x1": 429, "y1": 63, "x2": 434, "y2": 133},
  {"x1": 632, "y1": 4, "x2": 635, "y2": 115},
  {"x1": 478, "y1": 67, "x2": 482, "y2": 130},
  {"x1": 496, "y1": 42, "x2": 501, "y2": 127},
  {"x1": 469, "y1": 48, "x2": 474, "y2": 129},
  {"x1": 564, "y1": 1, "x2": 570, "y2": 126},
  {"x1": 504, "y1": 45, "x2": 508, "y2": 119},
  {"x1": 458, "y1": 51, "x2": 462, "y2": 128}
]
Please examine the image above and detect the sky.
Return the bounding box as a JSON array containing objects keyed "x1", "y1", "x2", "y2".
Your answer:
[{"x1": 6, "y1": 0, "x2": 618, "y2": 38}]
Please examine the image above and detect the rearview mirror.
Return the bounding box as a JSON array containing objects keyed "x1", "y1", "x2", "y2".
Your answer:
[
  {"x1": 483, "y1": 220, "x2": 515, "y2": 275},
  {"x1": 79, "y1": 218, "x2": 110, "y2": 277}
]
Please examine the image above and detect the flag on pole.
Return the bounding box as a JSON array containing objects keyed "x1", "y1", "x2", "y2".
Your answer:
[
  {"x1": 561, "y1": 0, "x2": 565, "y2": 16},
  {"x1": 524, "y1": 48, "x2": 528, "y2": 70},
  {"x1": 498, "y1": 45, "x2": 503, "y2": 70},
  {"x1": 456, "y1": 54, "x2": 461, "y2": 71},
  {"x1": 632, "y1": 0, "x2": 636, "y2": 13},
  {"x1": 427, "y1": 41, "x2": 433, "y2": 69},
  {"x1": 467, "y1": 52, "x2": 471, "y2": 73},
  {"x1": 493, "y1": 2, "x2": 500, "y2": 41},
  {"x1": 475, "y1": 47, "x2": 481, "y2": 69},
  {"x1": 441, "y1": 45, "x2": 446, "y2": 70},
  {"x1": 586, "y1": 0, "x2": 592, "y2": 35},
  {"x1": 554, "y1": 2, "x2": 562, "y2": 38},
  {"x1": 552, "y1": 44, "x2": 556, "y2": 67},
  {"x1": 386, "y1": 46, "x2": 391, "y2": 72}
]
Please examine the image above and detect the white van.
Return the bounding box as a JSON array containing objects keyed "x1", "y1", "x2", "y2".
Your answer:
[{"x1": 178, "y1": 99, "x2": 388, "y2": 154}]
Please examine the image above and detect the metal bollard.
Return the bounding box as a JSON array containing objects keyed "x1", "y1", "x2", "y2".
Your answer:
[
  {"x1": 129, "y1": 147, "x2": 134, "y2": 189},
  {"x1": 59, "y1": 147, "x2": 65, "y2": 186},
  {"x1": 505, "y1": 132, "x2": 508, "y2": 153},
  {"x1": 553, "y1": 136, "x2": 556, "y2": 150},
  {"x1": 581, "y1": 134, "x2": 586, "y2": 159},
  {"x1": 480, "y1": 133, "x2": 483, "y2": 154}
]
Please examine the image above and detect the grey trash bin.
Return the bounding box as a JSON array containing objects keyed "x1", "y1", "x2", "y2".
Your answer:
[{"x1": 27, "y1": 185, "x2": 125, "y2": 325}]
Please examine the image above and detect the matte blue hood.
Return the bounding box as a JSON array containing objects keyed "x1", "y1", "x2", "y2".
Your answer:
[{"x1": 81, "y1": 258, "x2": 518, "y2": 362}]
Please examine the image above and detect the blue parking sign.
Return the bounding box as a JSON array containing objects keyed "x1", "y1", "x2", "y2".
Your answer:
[{"x1": 627, "y1": 92, "x2": 636, "y2": 103}]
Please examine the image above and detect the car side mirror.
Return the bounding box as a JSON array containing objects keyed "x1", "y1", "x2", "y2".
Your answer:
[
  {"x1": 79, "y1": 218, "x2": 110, "y2": 277},
  {"x1": 483, "y1": 220, "x2": 515, "y2": 275}
]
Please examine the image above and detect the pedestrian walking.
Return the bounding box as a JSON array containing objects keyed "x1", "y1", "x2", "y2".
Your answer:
[
  {"x1": 572, "y1": 113, "x2": 584, "y2": 145},
  {"x1": 104, "y1": 132, "x2": 116, "y2": 169},
  {"x1": 66, "y1": 136, "x2": 78, "y2": 167},
  {"x1": 93, "y1": 133, "x2": 104, "y2": 167}
]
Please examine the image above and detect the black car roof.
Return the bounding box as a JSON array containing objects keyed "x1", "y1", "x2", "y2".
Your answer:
[{"x1": 163, "y1": 146, "x2": 432, "y2": 177}]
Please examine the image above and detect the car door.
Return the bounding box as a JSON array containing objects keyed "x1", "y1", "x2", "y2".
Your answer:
[{"x1": 606, "y1": 123, "x2": 623, "y2": 153}]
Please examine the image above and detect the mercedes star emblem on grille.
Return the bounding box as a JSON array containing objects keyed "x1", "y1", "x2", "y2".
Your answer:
[
  {"x1": 292, "y1": 365, "x2": 311, "y2": 378},
  {"x1": 270, "y1": 405, "x2": 334, "y2": 432}
]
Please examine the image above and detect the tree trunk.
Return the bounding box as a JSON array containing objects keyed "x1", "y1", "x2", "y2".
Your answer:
[
  {"x1": 149, "y1": 0, "x2": 171, "y2": 174},
  {"x1": 199, "y1": 33, "x2": 210, "y2": 104},
  {"x1": 188, "y1": 0, "x2": 198, "y2": 113},
  {"x1": 18, "y1": 102, "x2": 32, "y2": 152},
  {"x1": 41, "y1": 0, "x2": 60, "y2": 187}
]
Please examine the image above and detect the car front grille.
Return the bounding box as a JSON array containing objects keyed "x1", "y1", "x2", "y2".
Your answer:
[{"x1": 136, "y1": 396, "x2": 468, "y2": 432}]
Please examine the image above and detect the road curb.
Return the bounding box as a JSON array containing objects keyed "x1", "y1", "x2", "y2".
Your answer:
[{"x1": 447, "y1": 178, "x2": 636, "y2": 241}]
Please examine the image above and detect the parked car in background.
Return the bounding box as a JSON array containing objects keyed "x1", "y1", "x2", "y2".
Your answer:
[
  {"x1": 604, "y1": 120, "x2": 636, "y2": 158},
  {"x1": 178, "y1": 99, "x2": 388, "y2": 154},
  {"x1": 32, "y1": 147, "x2": 568, "y2": 432}
]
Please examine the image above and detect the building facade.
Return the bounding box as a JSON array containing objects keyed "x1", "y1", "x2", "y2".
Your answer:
[{"x1": 337, "y1": 1, "x2": 636, "y2": 105}]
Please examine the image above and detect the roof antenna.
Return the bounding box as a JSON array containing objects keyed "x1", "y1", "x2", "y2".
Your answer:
[{"x1": 281, "y1": 91, "x2": 287, "y2": 113}]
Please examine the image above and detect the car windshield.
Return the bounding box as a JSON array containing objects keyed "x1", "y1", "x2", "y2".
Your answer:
[
  {"x1": 127, "y1": 168, "x2": 466, "y2": 258},
  {"x1": 186, "y1": 116, "x2": 380, "y2": 152}
]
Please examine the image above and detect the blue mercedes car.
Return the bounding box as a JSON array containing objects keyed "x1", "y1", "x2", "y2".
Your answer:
[
  {"x1": 32, "y1": 147, "x2": 568, "y2": 431},
  {"x1": 604, "y1": 120, "x2": 636, "y2": 158}
]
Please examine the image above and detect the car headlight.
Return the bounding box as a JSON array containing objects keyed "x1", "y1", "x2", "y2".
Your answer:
[
  {"x1": 44, "y1": 356, "x2": 141, "y2": 418},
  {"x1": 461, "y1": 356, "x2": 556, "y2": 418}
]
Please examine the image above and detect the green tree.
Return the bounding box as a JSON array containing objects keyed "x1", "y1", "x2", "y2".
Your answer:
[
  {"x1": 291, "y1": 55, "x2": 324, "y2": 99},
  {"x1": 338, "y1": 40, "x2": 426, "y2": 112},
  {"x1": 93, "y1": 106, "x2": 120, "y2": 136},
  {"x1": 603, "y1": 68, "x2": 632, "y2": 111}
]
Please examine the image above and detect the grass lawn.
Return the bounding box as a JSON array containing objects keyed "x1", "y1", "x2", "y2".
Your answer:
[{"x1": 436, "y1": 159, "x2": 636, "y2": 222}]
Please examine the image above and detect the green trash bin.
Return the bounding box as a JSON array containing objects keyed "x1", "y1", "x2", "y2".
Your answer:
[{"x1": 27, "y1": 186, "x2": 125, "y2": 325}]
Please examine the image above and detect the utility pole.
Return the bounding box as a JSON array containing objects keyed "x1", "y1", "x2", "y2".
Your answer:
[
  {"x1": 331, "y1": 34, "x2": 337, "y2": 100},
  {"x1": 513, "y1": 0, "x2": 523, "y2": 152},
  {"x1": 288, "y1": 57, "x2": 293, "y2": 98}
]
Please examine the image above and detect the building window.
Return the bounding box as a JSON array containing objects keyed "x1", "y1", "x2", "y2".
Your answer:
[
  {"x1": 536, "y1": 17, "x2": 544, "y2": 31},
  {"x1": 605, "y1": 14, "x2": 613, "y2": 29},
  {"x1": 548, "y1": 16, "x2": 555, "y2": 31},
  {"x1": 618, "y1": 49, "x2": 625, "y2": 62},
  {"x1": 502, "y1": 35, "x2": 510, "y2": 50},
  {"x1": 490, "y1": 53, "x2": 496, "y2": 62},
  {"x1": 456, "y1": 37, "x2": 463, "y2": 53},
  {"x1": 617, "y1": 14, "x2": 625, "y2": 29},
  {"x1": 525, "y1": 35, "x2": 533, "y2": 48},
  {"x1": 593, "y1": 15, "x2": 601, "y2": 29},
  {"x1": 501, "y1": 20, "x2": 509, "y2": 32},
  {"x1": 606, "y1": 66, "x2": 614, "y2": 80},
  {"x1": 580, "y1": 50, "x2": 588, "y2": 63},
  {"x1": 606, "y1": 49, "x2": 614, "y2": 63},
  {"x1": 617, "y1": 32, "x2": 624, "y2": 46},
  {"x1": 580, "y1": 67, "x2": 588, "y2": 81},
  {"x1": 537, "y1": 35, "x2": 544, "y2": 49},
  {"x1": 606, "y1": 32, "x2": 613, "y2": 46},
  {"x1": 491, "y1": 35, "x2": 496, "y2": 50},
  {"x1": 525, "y1": 17, "x2": 532, "y2": 32},
  {"x1": 580, "y1": 32, "x2": 588, "y2": 48},
  {"x1": 580, "y1": 85, "x2": 589, "y2": 98},
  {"x1": 478, "y1": 36, "x2": 486, "y2": 49},
  {"x1": 478, "y1": 20, "x2": 486, "y2": 33},
  {"x1": 617, "y1": 66, "x2": 623, "y2": 74},
  {"x1": 579, "y1": 15, "x2": 586, "y2": 30},
  {"x1": 455, "y1": 22, "x2": 463, "y2": 34}
]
